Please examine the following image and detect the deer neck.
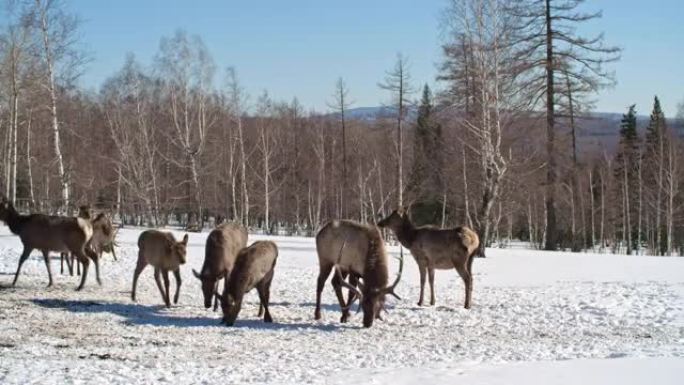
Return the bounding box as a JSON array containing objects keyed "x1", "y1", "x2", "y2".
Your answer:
[
  {"x1": 394, "y1": 218, "x2": 417, "y2": 249},
  {"x1": 363, "y1": 232, "x2": 389, "y2": 290},
  {"x1": 3, "y1": 204, "x2": 25, "y2": 235}
]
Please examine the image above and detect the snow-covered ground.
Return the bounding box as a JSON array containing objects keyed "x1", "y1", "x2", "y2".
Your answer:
[{"x1": 0, "y1": 226, "x2": 682, "y2": 384}]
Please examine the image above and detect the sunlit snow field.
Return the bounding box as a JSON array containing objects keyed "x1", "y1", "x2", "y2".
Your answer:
[{"x1": 0, "y1": 226, "x2": 682, "y2": 384}]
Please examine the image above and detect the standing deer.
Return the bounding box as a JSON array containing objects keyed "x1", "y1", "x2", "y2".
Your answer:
[
  {"x1": 61, "y1": 209, "x2": 117, "y2": 276},
  {"x1": 131, "y1": 230, "x2": 188, "y2": 307},
  {"x1": 315, "y1": 220, "x2": 402, "y2": 328},
  {"x1": 378, "y1": 208, "x2": 479, "y2": 309},
  {"x1": 193, "y1": 223, "x2": 248, "y2": 310},
  {"x1": 0, "y1": 196, "x2": 99, "y2": 290},
  {"x1": 218, "y1": 240, "x2": 278, "y2": 326}
]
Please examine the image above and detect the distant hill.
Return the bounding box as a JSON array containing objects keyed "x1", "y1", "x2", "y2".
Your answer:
[{"x1": 343, "y1": 106, "x2": 684, "y2": 155}]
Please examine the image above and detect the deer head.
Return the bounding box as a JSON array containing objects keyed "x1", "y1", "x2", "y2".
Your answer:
[
  {"x1": 193, "y1": 268, "x2": 222, "y2": 310},
  {"x1": 171, "y1": 234, "x2": 189, "y2": 264},
  {"x1": 336, "y1": 254, "x2": 403, "y2": 328},
  {"x1": 377, "y1": 207, "x2": 408, "y2": 230}
]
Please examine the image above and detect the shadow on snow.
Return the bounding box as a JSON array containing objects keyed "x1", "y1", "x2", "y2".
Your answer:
[{"x1": 31, "y1": 298, "x2": 347, "y2": 331}]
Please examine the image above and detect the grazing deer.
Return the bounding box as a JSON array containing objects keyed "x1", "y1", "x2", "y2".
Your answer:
[
  {"x1": 378, "y1": 208, "x2": 479, "y2": 309},
  {"x1": 315, "y1": 220, "x2": 402, "y2": 328},
  {"x1": 218, "y1": 240, "x2": 278, "y2": 326},
  {"x1": 193, "y1": 223, "x2": 248, "y2": 310},
  {"x1": 131, "y1": 230, "x2": 188, "y2": 307},
  {"x1": 0, "y1": 196, "x2": 99, "y2": 290}
]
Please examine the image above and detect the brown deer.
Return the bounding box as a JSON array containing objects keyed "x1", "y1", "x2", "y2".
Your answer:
[
  {"x1": 378, "y1": 208, "x2": 479, "y2": 309},
  {"x1": 192, "y1": 223, "x2": 248, "y2": 310},
  {"x1": 61, "y1": 208, "x2": 117, "y2": 276},
  {"x1": 131, "y1": 230, "x2": 188, "y2": 307},
  {"x1": 217, "y1": 240, "x2": 278, "y2": 326},
  {"x1": 0, "y1": 196, "x2": 99, "y2": 290},
  {"x1": 315, "y1": 220, "x2": 402, "y2": 328}
]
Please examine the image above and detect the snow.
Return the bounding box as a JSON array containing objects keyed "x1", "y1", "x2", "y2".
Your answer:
[{"x1": 0, "y1": 226, "x2": 683, "y2": 384}]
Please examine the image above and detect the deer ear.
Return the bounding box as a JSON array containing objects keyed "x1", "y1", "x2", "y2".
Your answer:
[{"x1": 182, "y1": 234, "x2": 189, "y2": 245}]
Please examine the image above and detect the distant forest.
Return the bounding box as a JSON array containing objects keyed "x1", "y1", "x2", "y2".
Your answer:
[{"x1": 1, "y1": 0, "x2": 683, "y2": 255}]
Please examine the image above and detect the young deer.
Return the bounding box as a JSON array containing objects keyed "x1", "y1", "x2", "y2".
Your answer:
[
  {"x1": 378, "y1": 208, "x2": 479, "y2": 308},
  {"x1": 131, "y1": 230, "x2": 188, "y2": 307},
  {"x1": 315, "y1": 220, "x2": 402, "y2": 328},
  {"x1": 193, "y1": 223, "x2": 248, "y2": 311},
  {"x1": 218, "y1": 240, "x2": 278, "y2": 326},
  {"x1": 0, "y1": 196, "x2": 99, "y2": 290}
]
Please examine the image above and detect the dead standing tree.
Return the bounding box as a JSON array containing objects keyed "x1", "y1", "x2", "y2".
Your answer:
[
  {"x1": 328, "y1": 78, "x2": 353, "y2": 217},
  {"x1": 379, "y1": 53, "x2": 413, "y2": 209}
]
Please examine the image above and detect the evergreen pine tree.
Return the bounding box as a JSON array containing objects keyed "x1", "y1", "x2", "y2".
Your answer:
[
  {"x1": 643, "y1": 96, "x2": 669, "y2": 254},
  {"x1": 407, "y1": 85, "x2": 444, "y2": 225},
  {"x1": 614, "y1": 105, "x2": 639, "y2": 253}
]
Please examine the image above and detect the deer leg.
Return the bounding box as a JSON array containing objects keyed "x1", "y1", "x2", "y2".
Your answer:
[
  {"x1": 153, "y1": 268, "x2": 166, "y2": 306},
  {"x1": 213, "y1": 280, "x2": 220, "y2": 312},
  {"x1": 76, "y1": 254, "x2": 81, "y2": 276},
  {"x1": 66, "y1": 253, "x2": 74, "y2": 276},
  {"x1": 60, "y1": 253, "x2": 65, "y2": 275},
  {"x1": 131, "y1": 256, "x2": 147, "y2": 302},
  {"x1": 428, "y1": 266, "x2": 436, "y2": 306},
  {"x1": 314, "y1": 263, "x2": 333, "y2": 320},
  {"x1": 257, "y1": 299, "x2": 264, "y2": 317},
  {"x1": 160, "y1": 269, "x2": 171, "y2": 307},
  {"x1": 453, "y1": 262, "x2": 472, "y2": 309},
  {"x1": 85, "y1": 247, "x2": 101, "y2": 286},
  {"x1": 257, "y1": 277, "x2": 273, "y2": 323},
  {"x1": 75, "y1": 252, "x2": 90, "y2": 291},
  {"x1": 172, "y1": 268, "x2": 181, "y2": 304},
  {"x1": 41, "y1": 250, "x2": 54, "y2": 287},
  {"x1": 11, "y1": 247, "x2": 33, "y2": 287},
  {"x1": 346, "y1": 274, "x2": 359, "y2": 309},
  {"x1": 417, "y1": 264, "x2": 427, "y2": 306},
  {"x1": 331, "y1": 270, "x2": 350, "y2": 323}
]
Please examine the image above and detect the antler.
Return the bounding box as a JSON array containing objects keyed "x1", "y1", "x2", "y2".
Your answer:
[
  {"x1": 381, "y1": 254, "x2": 403, "y2": 300},
  {"x1": 335, "y1": 266, "x2": 363, "y2": 309},
  {"x1": 333, "y1": 235, "x2": 363, "y2": 310}
]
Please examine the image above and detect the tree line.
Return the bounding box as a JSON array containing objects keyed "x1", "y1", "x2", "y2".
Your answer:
[{"x1": 0, "y1": 0, "x2": 682, "y2": 255}]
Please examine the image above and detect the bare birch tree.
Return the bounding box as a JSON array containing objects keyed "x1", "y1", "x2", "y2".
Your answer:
[{"x1": 30, "y1": 0, "x2": 84, "y2": 212}]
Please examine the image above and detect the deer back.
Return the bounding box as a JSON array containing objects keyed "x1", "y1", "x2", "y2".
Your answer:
[
  {"x1": 226, "y1": 240, "x2": 278, "y2": 297},
  {"x1": 202, "y1": 223, "x2": 248, "y2": 278},
  {"x1": 138, "y1": 230, "x2": 187, "y2": 270},
  {"x1": 316, "y1": 220, "x2": 373, "y2": 276},
  {"x1": 17, "y1": 214, "x2": 93, "y2": 253}
]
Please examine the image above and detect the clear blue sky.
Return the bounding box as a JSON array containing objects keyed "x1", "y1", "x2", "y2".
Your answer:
[{"x1": 28, "y1": 0, "x2": 684, "y2": 115}]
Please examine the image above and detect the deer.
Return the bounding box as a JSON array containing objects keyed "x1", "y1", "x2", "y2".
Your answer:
[
  {"x1": 61, "y1": 207, "x2": 117, "y2": 276},
  {"x1": 378, "y1": 208, "x2": 480, "y2": 309},
  {"x1": 0, "y1": 196, "x2": 99, "y2": 290},
  {"x1": 217, "y1": 240, "x2": 278, "y2": 326},
  {"x1": 192, "y1": 223, "x2": 248, "y2": 311},
  {"x1": 315, "y1": 220, "x2": 403, "y2": 328},
  {"x1": 131, "y1": 230, "x2": 188, "y2": 308}
]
